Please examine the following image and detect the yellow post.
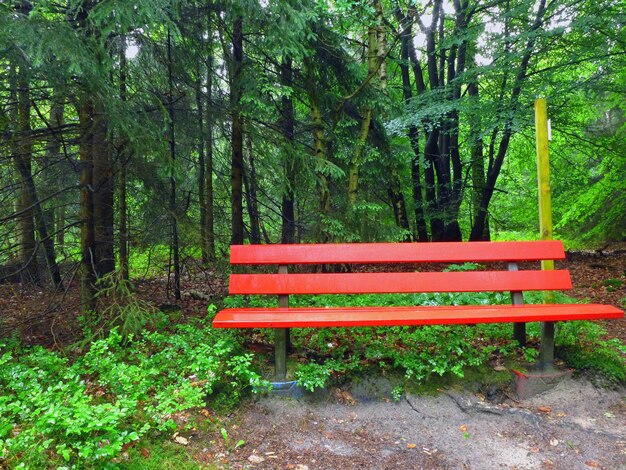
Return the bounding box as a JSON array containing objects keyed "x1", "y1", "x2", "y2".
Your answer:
[{"x1": 535, "y1": 97, "x2": 555, "y2": 370}]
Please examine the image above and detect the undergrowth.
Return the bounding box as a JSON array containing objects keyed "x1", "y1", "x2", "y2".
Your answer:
[{"x1": 0, "y1": 307, "x2": 268, "y2": 469}]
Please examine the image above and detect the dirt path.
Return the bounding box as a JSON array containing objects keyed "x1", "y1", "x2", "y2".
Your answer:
[{"x1": 212, "y1": 377, "x2": 625, "y2": 470}]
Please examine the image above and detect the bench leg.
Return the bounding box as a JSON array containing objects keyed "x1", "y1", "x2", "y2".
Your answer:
[
  {"x1": 513, "y1": 323, "x2": 526, "y2": 347},
  {"x1": 538, "y1": 321, "x2": 555, "y2": 371},
  {"x1": 275, "y1": 328, "x2": 288, "y2": 381}
]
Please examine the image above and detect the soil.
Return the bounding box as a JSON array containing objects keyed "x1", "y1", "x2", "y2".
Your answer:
[{"x1": 189, "y1": 376, "x2": 625, "y2": 470}]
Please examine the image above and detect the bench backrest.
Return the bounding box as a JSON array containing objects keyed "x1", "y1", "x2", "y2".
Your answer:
[{"x1": 229, "y1": 241, "x2": 570, "y2": 295}]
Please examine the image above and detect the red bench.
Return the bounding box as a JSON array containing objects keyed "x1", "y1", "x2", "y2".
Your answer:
[{"x1": 213, "y1": 241, "x2": 623, "y2": 380}]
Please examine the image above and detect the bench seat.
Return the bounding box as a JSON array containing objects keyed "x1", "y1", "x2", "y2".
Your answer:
[{"x1": 213, "y1": 303, "x2": 623, "y2": 328}]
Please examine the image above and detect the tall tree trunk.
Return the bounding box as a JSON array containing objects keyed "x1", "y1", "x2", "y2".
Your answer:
[
  {"x1": 79, "y1": 99, "x2": 96, "y2": 313},
  {"x1": 47, "y1": 88, "x2": 66, "y2": 252},
  {"x1": 468, "y1": 79, "x2": 490, "y2": 240},
  {"x1": 167, "y1": 28, "x2": 181, "y2": 299},
  {"x1": 304, "y1": 58, "x2": 331, "y2": 242},
  {"x1": 397, "y1": 11, "x2": 428, "y2": 241},
  {"x1": 388, "y1": 170, "x2": 411, "y2": 241},
  {"x1": 11, "y1": 70, "x2": 63, "y2": 288},
  {"x1": 118, "y1": 34, "x2": 129, "y2": 279},
  {"x1": 92, "y1": 106, "x2": 114, "y2": 278},
  {"x1": 55, "y1": 205, "x2": 65, "y2": 248},
  {"x1": 11, "y1": 62, "x2": 39, "y2": 284},
  {"x1": 230, "y1": 15, "x2": 245, "y2": 245},
  {"x1": 348, "y1": 25, "x2": 376, "y2": 207},
  {"x1": 197, "y1": 67, "x2": 207, "y2": 262},
  {"x1": 205, "y1": 49, "x2": 216, "y2": 259},
  {"x1": 279, "y1": 56, "x2": 296, "y2": 244},
  {"x1": 243, "y1": 134, "x2": 261, "y2": 244}
]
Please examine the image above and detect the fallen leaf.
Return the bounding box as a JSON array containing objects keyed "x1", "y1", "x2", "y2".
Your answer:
[
  {"x1": 140, "y1": 448, "x2": 150, "y2": 458},
  {"x1": 459, "y1": 425, "x2": 468, "y2": 432},
  {"x1": 584, "y1": 460, "x2": 601, "y2": 468},
  {"x1": 407, "y1": 443, "x2": 417, "y2": 449},
  {"x1": 174, "y1": 436, "x2": 189, "y2": 446},
  {"x1": 538, "y1": 406, "x2": 552, "y2": 414},
  {"x1": 543, "y1": 459, "x2": 554, "y2": 467},
  {"x1": 530, "y1": 447, "x2": 540, "y2": 453}
]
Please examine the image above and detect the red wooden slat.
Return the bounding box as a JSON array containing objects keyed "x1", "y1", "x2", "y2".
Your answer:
[
  {"x1": 230, "y1": 241, "x2": 565, "y2": 265},
  {"x1": 213, "y1": 304, "x2": 624, "y2": 328},
  {"x1": 229, "y1": 270, "x2": 572, "y2": 295}
]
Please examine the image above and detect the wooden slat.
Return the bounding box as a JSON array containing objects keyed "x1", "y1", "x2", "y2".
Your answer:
[
  {"x1": 229, "y1": 270, "x2": 572, "y2": 295},
  {"x1": 230, "y1": 241, "x2": 565, "y2": 265},
  {"x1": 213, "y1": 304, "x2": 624, "y2": 328}
]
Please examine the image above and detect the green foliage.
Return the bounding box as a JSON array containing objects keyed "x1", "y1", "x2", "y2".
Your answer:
[
  {"x1": 0, "y1": 309, "x2": 268, "y2": 468},
  {"x1": 556, "y1": 321, "x2": 626, "y2": 385}
]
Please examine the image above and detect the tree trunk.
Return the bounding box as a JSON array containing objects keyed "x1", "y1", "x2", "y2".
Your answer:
[
  {"x1": 230, "y1": 16, "x2": 245, "y2": 245},
  {"x1": 167, "y1": 28, "x2": 181, "y2": 299},
  {"x1": 197, "y1": 67, "x2": 207, "y2": 262},
  {"x1": 468, "y1": 79, "x2": 490, "y2": 240},
  {"x1": 243, "y1": 134, "x2": 261, "y2": 244},
  {"x1": 305, "y1": 58, "x2": 331, "y2": 241},
  {"x1": 118, "y1": 34, "x2": 129, "y2": 279},
  {"x1": 279, "y1": 56, "x2": 296, "y2": 244},
  {"x1": 397, "y1": 13, "x2": 428, "y2": 241},
  {"x1": 205, "y1": 52, "x2": 216, "y2": 259},
  {"x1": 92, "y1": 106, "x2": 115, "y2": 278},
  {"x1": 11, "y1": 62, "x2": 39, "y2": 284},
  {"x1": 79, "y1": 99, "x2": 96, "y2": 313},
  {"x1": 11, "y1": 73, "x2": 63, "y2": 289},
  {"x1": 348, "y1": 25, "x2": 377, "y2": 208}
]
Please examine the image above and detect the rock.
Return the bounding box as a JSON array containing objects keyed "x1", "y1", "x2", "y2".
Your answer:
[
  {"x1": 174, "y1": 436, "x2": 189, "y2": 446},
  {"x1": 248, "y1": 454, "x2": 265, "y2": 464}
]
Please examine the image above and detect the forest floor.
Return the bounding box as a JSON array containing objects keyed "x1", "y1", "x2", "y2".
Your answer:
[{"x1": 189, "y1": 376, "x2": 626, "y2": 470}]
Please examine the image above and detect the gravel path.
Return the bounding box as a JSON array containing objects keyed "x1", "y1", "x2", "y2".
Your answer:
[{"x1": 215, "y1": 377, "x2": 625, "y2": 470}]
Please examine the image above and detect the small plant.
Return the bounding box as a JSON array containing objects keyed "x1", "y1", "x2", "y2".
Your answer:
[
  {"x1": 523, "y1": 346, "x2": 539, "y2": 363},
  {"x1": 220, "y1": 427, "x2": 245, "y2": 451},
  {"x1": 391, "y1": 385, "x2": 404, "y2": 402},
  {"x1": 295, "y1": 362, "x2": 334, "y2": 392}
]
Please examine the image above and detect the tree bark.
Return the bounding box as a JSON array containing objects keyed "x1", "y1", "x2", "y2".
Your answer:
[
  {"x1": 205, "y1": 49, "x2": 216, "y2": 259},
  {"x1": 118, "y1": 34, "x2": 129, "y2": 279},
  {"x1": 11, "y1": 61, "x2": 39, "y2": 284},
  {"x1": 397, "y1": 11, "x2": 428, "y2": 241},
  {"x1": 279, "y1": 56, "x2": 296, "y2": 244},
  {"x1": 92, "y1": 106, "x2": 114, "y2": 278},
  {"x1": 79, "y1": 99, "x2": 96, "y2": 313},
  {"x1": 197, "y1": 65, "x2": 207, "y2": 262},
  {"x1": 304, "y1": 58, "x2": 331, "y2": 242},
  {"x1": 167, "y1": 28, "x2": 181, "y2": 299},
  {"x1": 230, "y1": 15, "x2": 245, "y2": 245},
  {"x1": 244, "y1": 134, "x2": 261, "y2": 244}
]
